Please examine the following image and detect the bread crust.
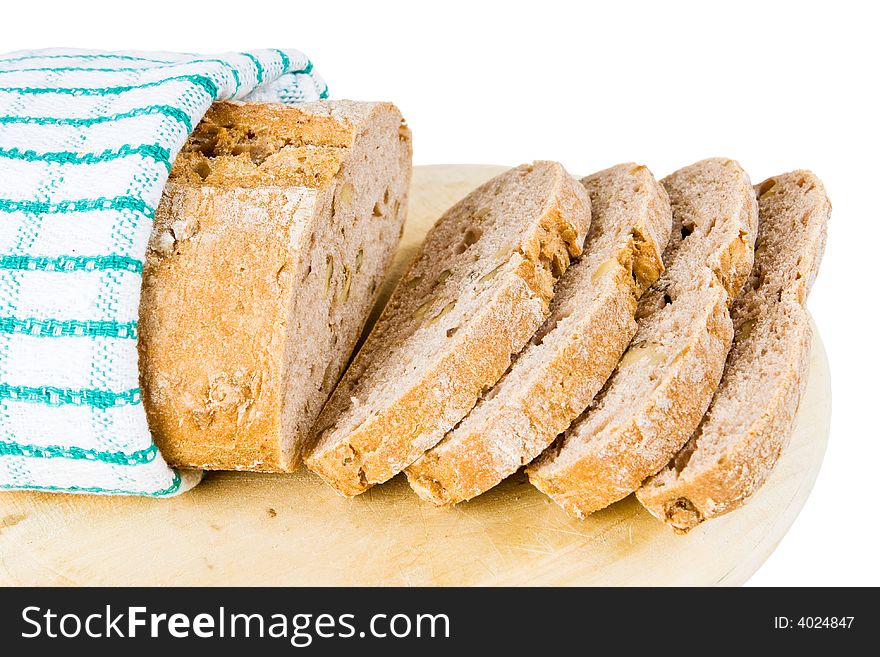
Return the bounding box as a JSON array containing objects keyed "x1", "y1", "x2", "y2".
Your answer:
[
  {"x1": 140, "y1": 100, "x2": 412, "y2": 472},
  {"x1": 528, "y1": 158, "x2": 758, "y2": 518},
  {"x1": 405, "y1": 164, "x2": 672, "y2": 505},
  {"x1": 306, "y1": 162, "x2": 591, "y2": 496},
  {"x1": 142, "y1": 184, "x2": 307, "y2": 471},
  {"x1": 636, "y1": 171, "x2": 830, "y2": 532}
]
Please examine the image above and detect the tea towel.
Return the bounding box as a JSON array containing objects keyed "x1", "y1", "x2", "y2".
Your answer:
[{"x1": 0, "y1": 48, "x2": 326, "y2": 496}]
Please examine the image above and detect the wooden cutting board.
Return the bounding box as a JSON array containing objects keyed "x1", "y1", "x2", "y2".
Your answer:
[{"x1": 0, "y1": 165, "x2": 831, "y2": 586}]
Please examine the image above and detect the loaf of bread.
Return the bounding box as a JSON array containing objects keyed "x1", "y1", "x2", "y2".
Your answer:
[
  {"x1": 306, "y1": 162, "x2": 592, "y2": 496},
  {"x1": 139, "y1": 100, "x2": 412, "y2": 472},
  {"x1": 405, "y1": 164, "x2": 672, "y2": 505},
  {"x1": 528, "y1": 158, "x2": 758, "y2": 518},
  {"x1": 637, "y1": 171, "x2": 830, "y2": 531}
]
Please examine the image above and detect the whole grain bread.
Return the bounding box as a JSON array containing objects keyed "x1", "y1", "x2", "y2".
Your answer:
[
  {"x1": 306, "y1": 162, "x2": 591, "y2": 496},
  {"x1": 139, "y1": 100, "x2": 412, "y2": 472},
  {"x1": 527, "y1": 158, "x2": 758, "y2": 518},
  {"x1": 636, "y1": 171, "x2": 830, "y2": 532},
  {"x1": 405, "y1": 163, "x2": 672, "y2": 505}
]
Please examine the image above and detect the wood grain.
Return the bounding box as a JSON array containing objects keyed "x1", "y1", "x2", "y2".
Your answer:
[{"x1": 0, "y1": 165, "x2": 831, "y2": 586}]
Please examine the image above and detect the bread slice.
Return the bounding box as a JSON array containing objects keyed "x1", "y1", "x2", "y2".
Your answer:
[
  {"x1": 527, "y1": 158, "x2": 758, "y2": 518},
  {"x1": 139, "y1": 100, "x2": 412, "y2": 472},
  {"x1": 305, "y1": 162, "x2": 591, "y2": 496},
  {"x1": 637, "y1": 171, "x2": 830, "y2": 532},
  {"x1": 405, "y1": 164, "x2": 672, "y2": 505}
]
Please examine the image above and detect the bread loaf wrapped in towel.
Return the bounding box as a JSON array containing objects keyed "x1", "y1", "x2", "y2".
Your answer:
[{"x1": 0, "y1": 48, "x2": 330, "y2": 496}]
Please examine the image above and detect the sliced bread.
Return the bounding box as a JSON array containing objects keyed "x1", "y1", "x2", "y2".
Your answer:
[
  {"x1": 405, "y1": 163, "x2": 672, "y2": 505},
  {"x1": 527, "y1": 158, "x2": 758, "y2": 518},
  {"x1": 637, "y1": 171, "x2": 830, "y2": 532},
  {"x1": 306, "y1": 162, "x2": 592, "y2": 495},
  {"x1": 140, "y1": 100, "x2": 412, "y2": 472}
]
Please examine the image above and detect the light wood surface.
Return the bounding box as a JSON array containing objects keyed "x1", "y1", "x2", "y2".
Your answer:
[{"x1": 0, "y1": 165, "x2": 831, "y2": 586}]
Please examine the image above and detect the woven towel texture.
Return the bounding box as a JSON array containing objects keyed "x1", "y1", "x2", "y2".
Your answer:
[{"x1": 0, "y1": 48, "x2": 326, "y2": 496}]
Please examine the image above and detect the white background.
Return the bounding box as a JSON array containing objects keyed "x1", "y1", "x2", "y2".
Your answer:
[{"x1": 5, "y1": 0, "x2": 877, "y2": 585}]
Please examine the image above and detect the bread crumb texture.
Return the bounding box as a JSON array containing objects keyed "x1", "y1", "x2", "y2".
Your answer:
[
  {"x1": 405, "y1": 163, "x2": 673, "y2": 506},
  {"x1": 306, "y1": 161, "x2": 591, "y2": 496},
  {"x1": 528, "y1": 158, "x2": 758, "y2": 519},
  {"x1": 636, "y1": 170, "x2": 830, "y2": 532}
]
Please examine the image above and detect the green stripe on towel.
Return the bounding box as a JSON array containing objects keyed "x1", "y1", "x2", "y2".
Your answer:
[
  {"x1": 0, "y1": 317, "x2": 138, "y2": 339},
  {"x1": 242, "y1": 52, "x2": 264, "y2": 83},
  {"x1": 0, "y1": 383, "x2": 140, "y2": 408},
  {"x1": 0, "y1": 441, "x2": 157, "y2": 465},
  {"x1": 0, "y1": 195, "x2": 154, "y2": 217},
  {"x1": 0, "y1": 73, "x2": 219, "y2": 97},
  {"x1": 0, "y1": 254, "x2": 142, "y2": 274},
  {"x1": 0, "y1": 105, "x2": 193, "y2": 131},
  {"x1": 0, "y1": 143, "x2": 171, "y2": 170},
  {"x1": 0, "y1": 470, "x2": 184, "y2": 497}
]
